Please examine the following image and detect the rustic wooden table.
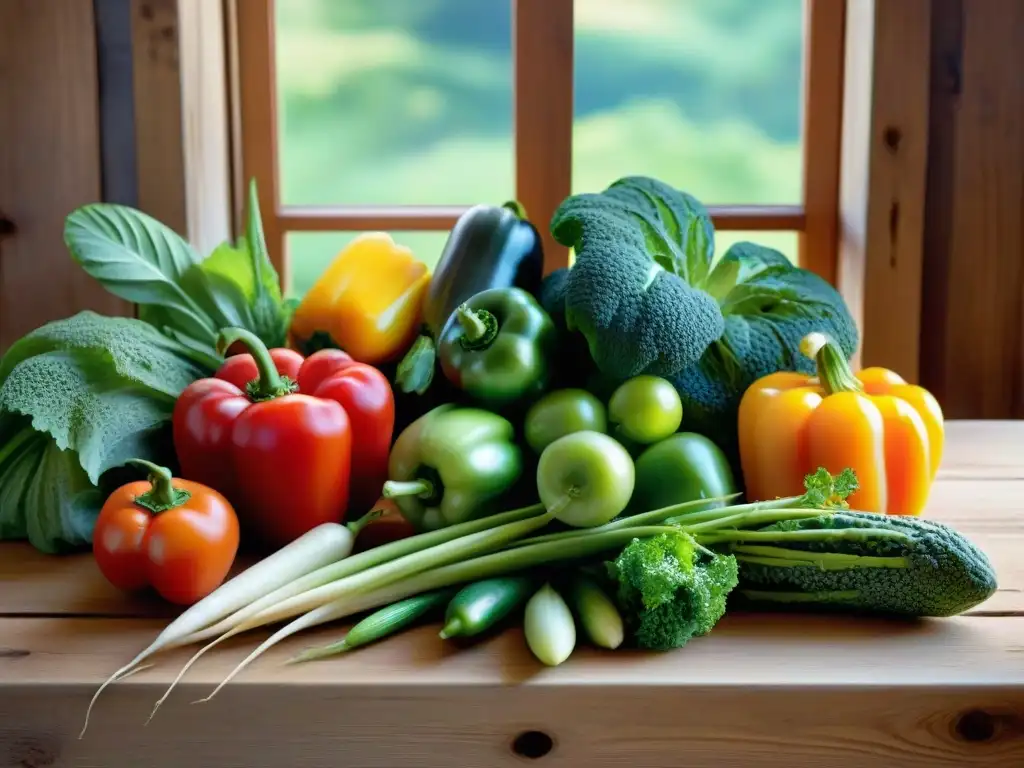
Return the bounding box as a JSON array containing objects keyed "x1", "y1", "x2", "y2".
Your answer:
[{"x1": 1, "y1": 420, "x2": 1022, "y2": 767}]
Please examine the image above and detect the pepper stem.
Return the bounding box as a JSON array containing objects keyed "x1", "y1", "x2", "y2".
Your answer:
[
  {"x1": 395, "y1": 334, "x2": 436, "y2": 395},
  {"x1": 456, "y1": 305, "x2": 499, "y2": 350},
  {"x1": 346, "y1": 507, "x2": 386, "y2": 536},
  {"x1": 502, "y1": 200, "x2": 528, "y2": 220},
  {"x1": 215, "y1": 327, "x2": 297, "y2": 401},
  {"x1": 128, "y1": 459, "x2": 191, "y2": 514},
  {"x1": 382, "y1": 480, "x2": 435, "y2": 500},
  {"x1": 438, "y1": 617, "x2": 462, "y2": 640},
  {"x1": 800, "y1": 332, "x2": 863, "y2": 396}
]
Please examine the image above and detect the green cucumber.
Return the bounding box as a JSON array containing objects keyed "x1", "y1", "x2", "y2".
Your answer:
[
  {"x1": 439, "y1": 576, "x2": 536, "y2": 639},
  {"x1": 289, "y1": 588, "x2": 456, "y2": 661}
]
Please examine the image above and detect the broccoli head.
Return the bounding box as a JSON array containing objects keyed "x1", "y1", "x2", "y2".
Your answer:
[
  {"x1": 549, "y1": 177, "x2": 725, "y2": 378},
  {"x1": 547, "y1": 177, "x2": 859, "y2": 468},
  {"x1": 606, "y1": 531, "x2": 739, "y2": 650},
  {"x1": 725, "y1": 511, "x2": 999, "y2": 618}
]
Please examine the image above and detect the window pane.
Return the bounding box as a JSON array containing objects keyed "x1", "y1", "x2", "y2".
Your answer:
[
  {"x1": 287, "y1": 231, "x2": 451, "y2": 299},
  {"x1": 714, "y1": 230, "x2": 799, "y2": 265},
  {"x1": 275, "y1": 0, "x2": 514, "y2": 206},
  {"x1": 572, "y1": 0, "x2": 804, "y2": 205}
]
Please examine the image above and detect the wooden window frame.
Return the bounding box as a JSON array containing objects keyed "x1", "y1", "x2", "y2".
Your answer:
[
  {"x1": 133, "y1": 0, "x2": 931, "y2": 377},
  {"x1": 230, "y1": 0, "x2": 843, "y2": 282}
]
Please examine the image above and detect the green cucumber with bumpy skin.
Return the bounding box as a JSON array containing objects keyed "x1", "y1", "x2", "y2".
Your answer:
[{"x1": 439, "y1": 576, "x2": 536, "y2": 639}]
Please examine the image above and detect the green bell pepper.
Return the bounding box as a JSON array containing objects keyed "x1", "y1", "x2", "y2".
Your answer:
[
  {"x1": 382, "y1": 404, "x2": 523, "y2": 531},
  {"x1": 626, "y1": 432, "x2": 738, "y2": 516},
  {"x1": 437, "y1": 287, "x2": 557, "y2": 409}
]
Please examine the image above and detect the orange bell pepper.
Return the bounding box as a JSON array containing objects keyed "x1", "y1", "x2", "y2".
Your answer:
[
  {"x1": 290, "y1": 232, "x2": 431, "y2": 365},
  {"x1": 738, "y1": 332, "x2": 944, "y2": 516}
]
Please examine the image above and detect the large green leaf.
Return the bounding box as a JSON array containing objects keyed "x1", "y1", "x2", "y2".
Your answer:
[
  {"x1": 64, "y1": 205, "x2": 218, "y2": 346},
  {"x1": 0, "y1": 312, "x2": 202, "y2": 484},
  {"x1": 193, "y1": 180, "x2": 290, "y2": 347}
]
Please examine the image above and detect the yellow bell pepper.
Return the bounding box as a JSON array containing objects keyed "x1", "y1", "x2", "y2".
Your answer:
[
  {"x1": 738, "y1": 332, "x2": 944, "y2": 516},
  {"x1": 290, "y1": 232, "x2": 431, "y2": 365}
]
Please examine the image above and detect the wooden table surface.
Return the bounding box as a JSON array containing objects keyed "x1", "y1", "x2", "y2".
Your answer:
[{"x1": 1, "y1": 420, "x2": 1022, "y2": 767}]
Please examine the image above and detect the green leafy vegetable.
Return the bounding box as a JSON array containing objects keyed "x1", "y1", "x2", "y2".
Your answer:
[
  {"x1": 548, "y1": 176, "x2": 724, "y2": 377},
  {"x1": 606, "y1": 532, "x2": 738, "y2": 650},
  {"x1": 0, "y1": 312, "x2": 206, "y2": 552},
  {"x1": 63, "y1": 205, "x2": 217, "y2": 353},
  {"x1": 63, "y1": 179, "x2": 290, "y2": 360},
  {"x1": 0, "y1": 425, "x2": 104, "y2": 552},
  {"x1": 544, "y1": 175, "x2": 859, "y2": 464}
]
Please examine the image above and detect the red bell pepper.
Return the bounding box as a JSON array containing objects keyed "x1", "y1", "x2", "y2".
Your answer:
[{"x1": 172, "y1": 328, "x2": 395, "y2": 549}]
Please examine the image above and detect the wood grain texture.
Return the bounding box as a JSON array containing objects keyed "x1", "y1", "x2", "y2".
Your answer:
[
  {"x1": 919, "y1": 0, "x2": 1024, "y2": 419},
  {"x1": 277, "y1": 204, "x2": 806, "y2": 233},
  {"x1": 0, "y1": 0, "x2": 129, "y2": 351},
  {"x1": 0, "y1": 619, "x2": 1021, "y2": 767},
  {"x1": 1, "y1": 421, "x2": 1021, "y2": 766},
  {"x1": 176, "y1": 0, "x2": 233, "y2": 254},
  {"x1": 130, "y1": 0, "x2": 187, "y2": 236},
  {"x1": 514, "y1": 0, "x2": 573, "y2": 274},
  {"x1": 837, "y1": 0, "x2": 931, "y2": 377},
  {"x1": 234, "y1": 0, "x2": 284, "y2": 278},
  {"x1": 131, "y1": 0, "x2": 233, "y2": 253},
  {"x1": 799, "y1": 0, "x2": 845, "y2": 282}
]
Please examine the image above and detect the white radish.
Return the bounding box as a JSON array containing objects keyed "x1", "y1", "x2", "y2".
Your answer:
[
  {"x1": 80, "y1": 518, "x2": 366, "y2": 738},
  {"x1": 185, "y1": 511, "x2": 556, "y2": 705},
  {"x1": 524, "y1": 583, "x2": 576, "y2": 666},
  {"x1": 144, "y1": 504, "x2": 548, "y2": 719}
]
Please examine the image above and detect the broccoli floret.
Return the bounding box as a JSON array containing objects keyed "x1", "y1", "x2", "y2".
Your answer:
[
  {"x1": 550, "y1": 178, "x2": 725, "y2": 378},
  {"x1": 606, "y1": 532, "x2": 739, "y2": 650},
  {"x1": 721, "y1": 511, "x2": 998, "y2": 618}
]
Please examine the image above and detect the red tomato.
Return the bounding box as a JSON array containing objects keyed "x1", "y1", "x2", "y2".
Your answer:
[{"x1": 93, "y1": 463, "x2": 240, "y2": 606}]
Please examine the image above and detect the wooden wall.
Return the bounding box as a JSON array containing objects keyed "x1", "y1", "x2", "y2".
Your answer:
[
  {"x1": 0, "y1": 0, "x2": 129, "y2": 350},
  {"x1": 918, "y1": 0, "x2": 1024, "y2": 420}
]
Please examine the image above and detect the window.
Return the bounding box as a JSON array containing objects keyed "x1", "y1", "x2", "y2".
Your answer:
[{"x1": 235, "y1": 0, "x2": 845, "y2": 296}]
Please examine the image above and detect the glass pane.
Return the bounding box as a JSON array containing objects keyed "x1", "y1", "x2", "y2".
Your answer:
[
  {"x1": 572, "y1": 0, "x2": 805, "y2": 204},
  {"x1": 714, "y1": 230, "x2": 799, "y2": 265},
  {"x1": 287, "y1": 231, "x2": 451, "y2": 300},
  {"x1": 275, "y1": 0, "x2": 514, "y2": 206}
]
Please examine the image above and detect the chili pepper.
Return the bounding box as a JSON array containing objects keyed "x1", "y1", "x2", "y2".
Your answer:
[
  {"x1": 92, "y1": 459, "x2": 240, "y2": 606},
  {"x1": 436, "y1": 287, "x2": 557, "y2": 410},
  {"x1": 395, "y1": 201, "x2": 544, "y2": 395},
  {"x1": 737, "y1": 332, "x2": 944, "y2": 516},
  {"x1": 172, "y1": 329, "x2": 392, "y2": 549},
  {"x1": 289, "y1": 232, "x2": 431, "y2": 365},
  {"x1": 382, "y1": 404, "x2": 523, "y2": 531}
]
